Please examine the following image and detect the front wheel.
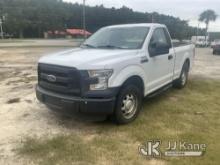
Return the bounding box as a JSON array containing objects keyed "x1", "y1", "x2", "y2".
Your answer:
[
  {"x1": 173, "y1": 62, "x2": 189, "y2": 89},
  {"x1": 113, "y1": 84, "x2": 142, "y2": 124}
]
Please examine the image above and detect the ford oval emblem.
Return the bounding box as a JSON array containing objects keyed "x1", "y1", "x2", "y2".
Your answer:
[{"x1": 47, "y1": 75, "x2": 56, "y2": 82}]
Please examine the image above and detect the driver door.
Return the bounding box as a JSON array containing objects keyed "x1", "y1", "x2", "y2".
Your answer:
[{"x1": 143, "y1": 28, "x2": 173, "y2": 93}]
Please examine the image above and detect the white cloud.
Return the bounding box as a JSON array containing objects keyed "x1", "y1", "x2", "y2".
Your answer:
[{"x1": 64, "y1": 0, "x2": 220, "y2": 31}]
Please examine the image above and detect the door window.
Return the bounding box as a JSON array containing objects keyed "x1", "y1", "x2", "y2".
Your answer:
[
  {"x1": 149, "y1": 28, "x2": 171, "y2": 56},
  {"x1": 151, "y1": 28, "x2": 168, "y2": 45}
]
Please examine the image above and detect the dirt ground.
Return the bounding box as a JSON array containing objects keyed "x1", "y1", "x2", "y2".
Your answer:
[
  {"x1": 0, "y1": 45, "x2": 220, "y2": 164},
  {"x1": 191, "y1": 48, "x2": 220, "y2": 79}
]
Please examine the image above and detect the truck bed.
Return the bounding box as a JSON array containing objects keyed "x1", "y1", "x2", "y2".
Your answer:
[
  {"x1": 172, "y1": 41, "x2": 191, "y2": 47},
  {"x1": 172, "y1": 42, "x2": 194, "y2": 79}
]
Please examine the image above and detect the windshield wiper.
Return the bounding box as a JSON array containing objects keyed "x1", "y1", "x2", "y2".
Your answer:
[
  {"x1": 81, "y1": 44, "x2": 96, "y2": 48},
  {"x1": 97, "y1": 45, "x2": 126, "y2": 49}
]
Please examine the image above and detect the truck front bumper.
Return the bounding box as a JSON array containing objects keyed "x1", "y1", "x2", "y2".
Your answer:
[{"x1": 36, "y1": 85, "x2": 116, "y2": 115}]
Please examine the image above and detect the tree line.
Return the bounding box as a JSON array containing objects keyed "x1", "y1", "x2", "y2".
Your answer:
[{"x1": 0, "y1": 0, "x2": 205, "y2": 39}]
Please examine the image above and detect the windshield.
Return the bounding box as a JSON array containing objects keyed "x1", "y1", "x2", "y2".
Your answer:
[{"x1": 82, "y1": 26, "x2": 150, "y2": 49}]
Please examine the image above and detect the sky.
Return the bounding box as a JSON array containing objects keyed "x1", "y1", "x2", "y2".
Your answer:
[{"x1": 64, "y1": 0, "x2": 220, "y2": 31}]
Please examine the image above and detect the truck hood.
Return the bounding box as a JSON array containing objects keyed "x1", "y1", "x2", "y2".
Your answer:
[{"x1": 39, "y1": 48, "x2": 139, "y2": 69}]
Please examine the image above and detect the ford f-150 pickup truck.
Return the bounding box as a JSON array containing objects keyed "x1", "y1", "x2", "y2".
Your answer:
[{"x1": 36, "y1": 23, "x2": 195, "y2": 124}]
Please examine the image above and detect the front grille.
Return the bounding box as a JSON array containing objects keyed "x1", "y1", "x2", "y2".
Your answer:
[{"x1": 38, "y1": 63, "x2": 81, "y2": 96}]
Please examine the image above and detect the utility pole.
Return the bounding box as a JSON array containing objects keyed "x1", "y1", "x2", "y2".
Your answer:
[
  {"x1": 196, "y1": 22, "x2": 200, "y2": 42},
  {"x1": 82, "y1": 0, "x2": 86, "y2": 40},
  {"x1": 151, "y1": 13, "x2": 154, "y2": 23},
  {"x1": 0, "y1": 18, "x2": 4, "y2": 39}
]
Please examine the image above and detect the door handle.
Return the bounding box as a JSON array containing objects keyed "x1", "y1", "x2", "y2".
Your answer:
[{"x1": 168, "y1": 55, "x2": 173, "y2": 60}]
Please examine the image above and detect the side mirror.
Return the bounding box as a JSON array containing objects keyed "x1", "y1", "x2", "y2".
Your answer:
[{"x1": 149, "y1": 42, "x2": 170, "y2": 57}]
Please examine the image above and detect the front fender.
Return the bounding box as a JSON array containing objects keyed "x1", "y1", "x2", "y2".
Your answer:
[{"x1": 108, "y1": 65, "x2": 147, "y2": 92}]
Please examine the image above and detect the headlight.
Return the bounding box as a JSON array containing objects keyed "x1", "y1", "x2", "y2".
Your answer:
[{"x1": 88, "y1": 69, "x2": 113, "y2": 90}]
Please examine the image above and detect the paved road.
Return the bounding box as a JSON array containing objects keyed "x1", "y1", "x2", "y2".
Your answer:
[
  {"x1": 191, "y1": 48, "x2": 220, "y2": 79},
  {"x1": 0, "y1": 39, "x2": 82, "y2": 48}
]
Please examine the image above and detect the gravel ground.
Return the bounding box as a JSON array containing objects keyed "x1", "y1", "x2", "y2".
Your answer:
[
  {"x1": 191, "y1": 48, "x2": 220, "y2": 79},
  {"x1": 0, "y1": 39, "x2": 82, "y2": 48},
  {"x1": 0, "y1": 45, "x2": 219, "y2": 164}
]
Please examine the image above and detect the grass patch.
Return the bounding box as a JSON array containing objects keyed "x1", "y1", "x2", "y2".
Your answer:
[
  {"x1": 18, "y1": 79, "x2": 220, "y2": 165},
  {"x1": 18, "y1": 136, "x2": 95, "y2": 165}
]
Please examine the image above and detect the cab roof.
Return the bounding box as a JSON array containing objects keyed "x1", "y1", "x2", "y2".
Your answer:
[{"x1": 105, "y1": 23, "x2": 166, "y2": 29}]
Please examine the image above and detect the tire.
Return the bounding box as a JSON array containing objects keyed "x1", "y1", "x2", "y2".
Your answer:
[
  {"x1": 113, "y1": 84, "x2": 143, "y2": 124},
  {"x1": 213, "y1": 50, "x2": 216, "y2": 55},
  {"x1": 173, "y1": 62, "x2": 189, "y2": 89}
]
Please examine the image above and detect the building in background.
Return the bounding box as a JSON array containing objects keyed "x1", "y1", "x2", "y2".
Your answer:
[
  {"x1": 191, "y1": 36, "x2": 209, "y2": 47},
  {"x1": 44, "y1": 29, "x2": 92, "y2": 39}
]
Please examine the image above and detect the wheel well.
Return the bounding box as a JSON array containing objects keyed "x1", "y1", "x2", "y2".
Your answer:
[
  {"x1": 185, "y1": 58, "x2": 190, "y2": 72},
  {"x1": 121, "y1": 76, "x2": 145, "y2": 97}
]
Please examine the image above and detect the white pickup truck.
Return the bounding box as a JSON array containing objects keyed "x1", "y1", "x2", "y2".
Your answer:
[{"x1": 36, "y1": 23, "x2": 195, "y2": 124}]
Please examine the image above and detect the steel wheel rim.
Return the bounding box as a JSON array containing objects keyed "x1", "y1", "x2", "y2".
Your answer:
[{"x1": 121, "y1": 93, "x2": 138, "y2": 119}]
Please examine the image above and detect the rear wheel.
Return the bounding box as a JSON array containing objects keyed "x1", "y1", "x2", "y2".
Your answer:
[
  {"x1": 173, "y1": 62, "x2": 189, "y2": 89},
  {"x1": 213, "y1": 50, "x2": 216, "y2": 55},
  {"x1": 113, "y1": 84, "x2": 142, "y2": 124}
]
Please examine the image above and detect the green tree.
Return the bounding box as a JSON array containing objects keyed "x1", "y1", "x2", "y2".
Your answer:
[
  {"x1": 0, "y1": 0, "x2": 205, "y2": 39},
  {"x1": 199, "y1": 9, "x2": 218, "y2": 42}
]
